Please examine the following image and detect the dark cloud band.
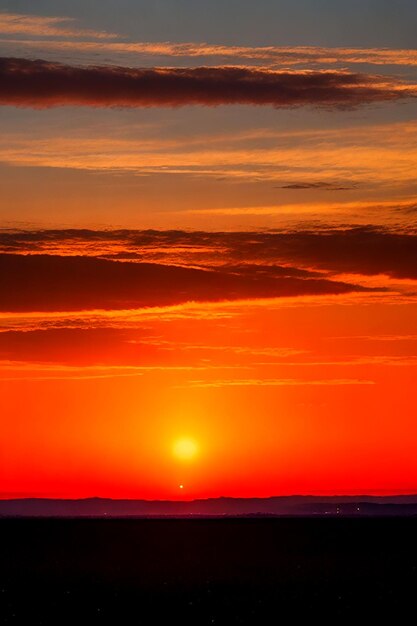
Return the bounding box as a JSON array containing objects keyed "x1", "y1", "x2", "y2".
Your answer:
[
  {"x1": 0, "y1": 57, "x2": 414, "y2": 109},
  {"x1": 0, "y1": 253, "x2": 369, "y2": 312},
  {"x1": 1, "y1": 227, "x2": 416, "y2": 279}
]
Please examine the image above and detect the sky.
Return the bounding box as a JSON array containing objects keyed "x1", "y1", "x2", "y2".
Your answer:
[{"x1": 1, "y1": 1, "x2": 417, "y2": 499}]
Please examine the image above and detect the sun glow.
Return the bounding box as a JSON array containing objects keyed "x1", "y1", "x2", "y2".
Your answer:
[{"x1": 172, "y1": 438, "x2": 199, "y2": 461}]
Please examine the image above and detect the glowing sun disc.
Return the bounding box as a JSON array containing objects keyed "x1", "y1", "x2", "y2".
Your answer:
[{"x1": 173, "y1": 438, "x2": 198, "y2": 461}]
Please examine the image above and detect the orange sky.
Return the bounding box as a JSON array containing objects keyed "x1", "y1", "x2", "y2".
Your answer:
[
  {"x1": 2, "y1": 291, "x2": 417, "y2": 499},
  {"x1": 1, "y1": 6, "x2": 417, "y2": 499}
]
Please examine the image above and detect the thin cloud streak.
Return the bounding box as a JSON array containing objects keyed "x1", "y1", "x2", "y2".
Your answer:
[
  {"x1": 1, "y1": 291, "x2": 410, "y2": 334},
  {"x1": 0, "y1": 13, "x2": 120, "y2": 39},
  {"x1": 0, "y1": 360, "x2": 241, "y2": 376},
  {"x1": 0, "y1": 302, "x2": 240, "y2": 332},
  {"x1": 2, "y1": 121, "x2": 417, "y2": 191},
  {"x1": 186, "y1": 198, "x2": 417, "y2": 218},
  {"x1": 185, "y1": 378, "x2": 376, "y2": 388},
  {"x1": 3, "y1": 39, "x2": 417, "y2": 68}
]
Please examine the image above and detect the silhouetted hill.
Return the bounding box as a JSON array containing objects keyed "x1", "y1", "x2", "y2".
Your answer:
[{"x1": 1, "y1": 495, "x2": 417, "y2": 517}]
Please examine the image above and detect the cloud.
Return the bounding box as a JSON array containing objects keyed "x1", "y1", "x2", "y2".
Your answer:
[
  {"x1": 0, "y1": 328, "x2": 138, "y2": 365},
  {"x1": 262, "y1": 227, "x2": 417, "y2": 280},
  {"x1": 3, "y1": 225, "x2": 417, "y2": 315},
  {"x1": 207, "y1": 226, "x2": 417, "y2": 280},
  {"x1": 0, "y1": 370, "x2": 146, "y2": 382},
  {"x1": 184, "y1": 378, "x2": 375, "y2": 388},
  {"x1": 2, "y1": 320, "x2": 416, "y2": 371},
  {"x1": 0, "y1": 327, "x2": 303, "y2": 366},
  {"x1": 0, "y1": 58, "x2": 414, "y2": 109},
  {"x1": 0, "y1": 302, "x2": 240, "y2": 334},
  {"x1": 0, "y1": 253, "x2": 368, "y2": 312},
  {"x1": 2, "y1": 121, "x2": 417, "y2": 192},
  {"x1": 1, "y1": 226, "x2": 416, "y2": 281},
  {"x1": 277, "y1": 182, "x2": 358, "y2": 191},
  {"x1": 3, "y1": 40, "x2": 417, "y2": 69},
  {"x1": 186, "y1": 198, "x2": 417, "y2": 220},
  {"x1": 92, "y1": 43, "x2": 417, "y2": 68},
  {"x1": 0, "y1": 360, "x2": 226, "y2": 381},
  {"x1": 0, "y1": 13, "x2": 119, "y2": 39}
]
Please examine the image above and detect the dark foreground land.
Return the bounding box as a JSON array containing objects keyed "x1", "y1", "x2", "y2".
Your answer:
[{"x1": 1, "y1": 519, "x2": 417, "y2": 624}]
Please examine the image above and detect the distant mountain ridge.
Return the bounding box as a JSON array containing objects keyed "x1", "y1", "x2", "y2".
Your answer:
[{"x1": 1, "y1": 495, "x2": 417, "y2": 517}]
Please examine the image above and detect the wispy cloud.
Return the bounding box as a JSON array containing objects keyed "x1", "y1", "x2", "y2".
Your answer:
[
  {"x1": 1, "y1": 58, "x2": 415, "y2": 109},
  {"x1": 332, "y1": 334, "x2": 417, "y2": 342},
  {"x1": 92, "y1": 42, "x2": 417, "y2": 68},
  {"x1": 186, "y1": 198, "x2": 417, "y2": 219},
  {"x1": 278, "y1": 182, "x2": 358, "y2": 191},
  {"x1": 185, "y1": 377, "x2": 375, "y2": 388},
  {"x1": 0, "y1": 360, "x2": 237, "y2": 379},
  {"x1": 1, "y1": 120, "x2": 417, "y2": 191},
  {"x1": 3, "y1": 39, "x2": 417, "y2": 69},
  {"x1": 0, "y1": 301, "x2": 241, "y2": 333},
  {"x1": 2, "y1": 290, "x2": 409, "y2": 336},
  {"x1": 0, "y1": 13, "x2": 120, "y2": 39}
]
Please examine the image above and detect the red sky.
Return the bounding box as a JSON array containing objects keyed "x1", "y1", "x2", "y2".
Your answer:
[{"x1": 1, "y1": 6, "x2": 417, "y2": 499}]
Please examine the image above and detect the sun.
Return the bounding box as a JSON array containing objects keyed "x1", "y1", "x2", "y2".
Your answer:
[{"x1": 172, "y1": 438, "x2": 199, "y2": 461}]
